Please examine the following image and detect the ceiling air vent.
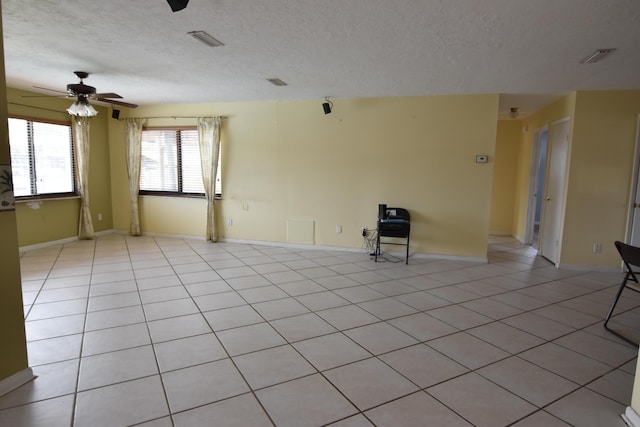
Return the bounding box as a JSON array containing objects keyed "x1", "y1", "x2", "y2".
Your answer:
[
  {"x1": 267, "y1": 78, "x2": 288, "y2": 87},
  {"x1": 188, "y1": 31, "x2": 224, "y2": 47},
  {"x1": 580, "y1": 48, "x2": 616, "y2": 64}
]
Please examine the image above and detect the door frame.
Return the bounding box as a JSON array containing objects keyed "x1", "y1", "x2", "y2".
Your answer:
[
  {"x1": 524, "y1": 125, "x2": 549, "y2": 247},
  {"x1": 539, "y1": 116, "x2": 571, "y2": 266},
  {"x1": 625, "y1": 114, "x2": 640, "y2": 244}
]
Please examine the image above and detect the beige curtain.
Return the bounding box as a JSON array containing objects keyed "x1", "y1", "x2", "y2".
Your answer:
[
  {"x1": 71, "y1": 116, "x2": 95, "y2": 239},
  {"x1": 197, "y1": 117, "x2": 221, "y2": 241},
  {"x1": 125, "y1": 118, "x2": 144, "y2": 235}
]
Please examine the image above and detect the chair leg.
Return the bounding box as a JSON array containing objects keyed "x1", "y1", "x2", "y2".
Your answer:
[
  {"x1": 604, "y1": 273, "x2": 631, "y2": 328},
  {"x1": 405, "y1": 237, "x2": 409, "y2": 265},
  {"x1": 603, "y1": 274, "x2": 640, "y2": 346},
  {"x1": 604, "y1": 284, "x2": 625, "y2": 329}
]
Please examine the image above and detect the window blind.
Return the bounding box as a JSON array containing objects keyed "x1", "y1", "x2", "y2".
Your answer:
[
  {"x1": 8, "y1": 118, "x2": 75, "y2": 197},
  {"x1": 140, "y1": 128, "x2": 221, "y2": 196}
]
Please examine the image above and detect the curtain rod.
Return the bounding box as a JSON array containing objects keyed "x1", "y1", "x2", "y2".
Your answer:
[
  {"x1": 7, "y1": 104, "x2": 228, "y2": 120},
  {"x1": 8, "y1": 102, "x2": 68, "y2": 115}
]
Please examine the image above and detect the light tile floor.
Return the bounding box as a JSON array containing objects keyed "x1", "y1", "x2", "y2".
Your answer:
[{"x1": 1, "y1": 234, "x2": 639, "y2": 426}]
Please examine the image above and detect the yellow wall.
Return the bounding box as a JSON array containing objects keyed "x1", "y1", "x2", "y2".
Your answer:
[
  {"x1": 513, "y1": 94, "x2": 576, "y2": 241},
  {"x1": 6, "y1": 88, "x2": 113, "y2": 247},
  {"x1": 112, "y1": 94, "x2": 499, "y2": 258},
  {"x1": 560, "y1": 90, "x2": 640, "y2": 267},
  {"x1": 0, "y1": 7, "x2": 29, "y2": 382},
  {"x1": 490, "y1": 120, "x2": 522, "y2": 235},
  {"x1": 139, "y1": 196, "x2": 208, "y2": 236},
  {"x1": 10, "y1": 85, "x2": 640, "y2": 266}
]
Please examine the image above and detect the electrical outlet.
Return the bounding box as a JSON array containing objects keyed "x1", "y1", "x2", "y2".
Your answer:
[
  {"x1": 97, "y1": 213, "x2": 102, "y2": 221},
  {"x1": 227, "y1": 218, "x2": 233, "y2": 226},
  {"x1": 593, "y1": 243, "x2": 601, "y2": 254},
  {"x1": 361, "y1": 227, "x2": 367, "y2": 237},
  {"x1": 336, "y1": 225, "x2": 342, "y2": 234}
]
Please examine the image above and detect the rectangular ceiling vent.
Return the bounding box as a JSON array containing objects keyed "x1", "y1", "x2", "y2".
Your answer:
[
  {"x1": 267, "y1": 78, "x2": 288, "y2": 87},
  {"x1": 188, "y1": 31, "x2": 224, "y2": 47},
  {"x1": 580, "y1": 48, "x2": 616, "y2": 64}
]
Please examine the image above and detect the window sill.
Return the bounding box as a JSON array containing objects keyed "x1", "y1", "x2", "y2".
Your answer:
[
  {"x1": 138, "y1": 193, "x2": 222, "y2": 200},
  {"x1": 15, "y1": 195, "x2": 81, "y2": 204}
]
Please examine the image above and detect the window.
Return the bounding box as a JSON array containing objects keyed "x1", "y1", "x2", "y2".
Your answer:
[
  {"x1": 8, "y1": 117, "x2": 76, "y2": 198},
  {"x1": 140, "y1": 128, "x2": 221, "y2": 197}
]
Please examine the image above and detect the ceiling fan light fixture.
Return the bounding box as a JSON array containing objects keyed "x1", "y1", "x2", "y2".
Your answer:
[
  {"x1": 580, "y1": 48, "x2": 617, "y2": 64},
  {"x1": 67, "y1": 97, "x2": 98, "y2": 117},
  {"x1": 188, "y1": 31, "x2": 224, "y2": 47}
]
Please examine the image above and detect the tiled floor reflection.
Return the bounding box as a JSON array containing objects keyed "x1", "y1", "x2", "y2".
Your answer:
[{"x1": 1, "y1": 234, "x2": 637, "y2": 426}]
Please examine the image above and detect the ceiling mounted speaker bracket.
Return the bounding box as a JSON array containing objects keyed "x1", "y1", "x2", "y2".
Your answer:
[
  {"x1": 167, "y1": 0, "x2": 189, "y2": 12},
  {"x1": 322, "y1": 96, "x2": 333, "y2": 114}
]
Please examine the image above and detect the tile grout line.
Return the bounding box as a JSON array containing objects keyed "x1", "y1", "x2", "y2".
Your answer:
[{"x1": 69, "y1": 238, "x2": 98, "y2": 427}]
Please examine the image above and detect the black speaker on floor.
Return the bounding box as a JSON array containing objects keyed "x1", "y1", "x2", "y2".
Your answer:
[
  {"x1": 378, "y1": 204, "x2": 387, "y2": 220},
  {"x1": 111, "y1": 109, "x2": 120, "y2": 120},
  {"x1": 167, "y1": 0, "x2": 189, "y2": 12}
]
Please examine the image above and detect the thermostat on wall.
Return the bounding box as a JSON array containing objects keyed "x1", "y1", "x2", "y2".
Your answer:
[{"x1": 475, "y1": 155, "x2": 489, "y2": 163}]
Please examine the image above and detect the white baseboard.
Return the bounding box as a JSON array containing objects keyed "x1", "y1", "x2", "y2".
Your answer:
[
  {"x1": 0, "y1": 368, "x2": 36, "y2": 398},
  {"x1": 17, "y1": 230, "x2": 488, "y2": 265},
  {"x1": 623, "y1": 406, "x2": 640, "y2": 426},
  {"x1": 110, "y1": 229, "x2": 210, "y2": 242},
  {"x1": 138, "y1": 231, "x2": 207, "y2": 241},
  {"x1": 19, "y1": 236, "x2": 79, "y2": 253},
  {"x1": 219, "y1": 237, "x2": 365, "y2": 254},
  {"x1": 18, "y1": 229, "x2": 116, "y2": 253},
  {"x1": 24, "y1": 230, "x2": 624, "y2": 270},
  {"x1": 489, "y1": 231, "x2": 513, "y2": 237},
  {"x1": 515, "y1": 235, "x2": 527, "y2": 244},
  {"x1": 221, "y1": 237, "x2": 488, "y2": 263}
]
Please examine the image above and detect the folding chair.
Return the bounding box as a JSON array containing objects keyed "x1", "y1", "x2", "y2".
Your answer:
[
  {"x1": 604, "y1": 240, "x2": 640, "y2": 346},
  {"x1": 375, "y1": 207, "x2": 410, "y2": 264}
]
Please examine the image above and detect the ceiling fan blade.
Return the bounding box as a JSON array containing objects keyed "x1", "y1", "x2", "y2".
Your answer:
[
  {"x1": 95, "y1": 98, "x2": 138, "y2": 108},
  {"x1": 22, "y1": 94, "x2": 69, "y2": 98},
  {"x1": 33, "y1": 85, "x2": 69, "y2": 95},
  {"x1": 94, "y1": 92, "x2": 123, "y2": 99}
]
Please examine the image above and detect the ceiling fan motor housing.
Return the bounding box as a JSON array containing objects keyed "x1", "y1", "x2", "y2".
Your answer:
[
  {"x1": 67, "y1": 71, "x2": 96, "y2": 95},
  {"x1": 67, "y1": 83, "x2": 96, "y2": 95}
]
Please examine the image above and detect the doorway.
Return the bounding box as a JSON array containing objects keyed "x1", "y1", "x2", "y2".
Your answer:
[{"x1": 525, "y1": 128, "x2": 548, "y2": 249}]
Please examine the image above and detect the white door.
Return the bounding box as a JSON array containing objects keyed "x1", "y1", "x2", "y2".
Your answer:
[{"x1": 540, "y1": 119, "x2": 571, "y2": 264}]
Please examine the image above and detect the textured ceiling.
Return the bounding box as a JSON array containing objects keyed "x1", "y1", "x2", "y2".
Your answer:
[{"x1": 3, "y1": 0, "x2": 640, "y2": 117}]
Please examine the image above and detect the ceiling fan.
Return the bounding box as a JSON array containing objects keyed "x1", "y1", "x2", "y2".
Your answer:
[{"x1": 25, "y1": 71, "x2": 138, "y2": 114}]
